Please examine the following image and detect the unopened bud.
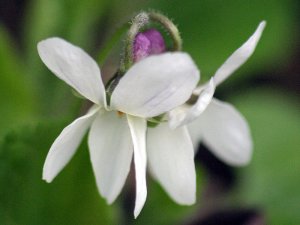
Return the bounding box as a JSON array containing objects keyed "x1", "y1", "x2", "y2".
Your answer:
[{"x1": 133, "y1": 29, "x2": 166, "y2": 62}]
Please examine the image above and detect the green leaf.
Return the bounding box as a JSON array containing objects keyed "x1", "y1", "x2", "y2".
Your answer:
[
  {"x1": 22, "y1": 0, "x2": 111, "y2": 117},
  {"x1": 63, "y1": 0, "x2": 110, "y2": 48},
  {"x1": 23, "y1": 0, "x2": 73, "y2": 116},
  {"x1": 230, "y1": 89, "x2": 300, "y2": 225},
  {"x1": 0, "y1": 25, "x2": 37, "y2": 136},
  {"x1": 0, "y1": 121, "x2": 119, "y2": 225},
  {"x1": 131, "y1": 167, "x2": 204, "y2": 225},
  {"x1": 147, "y1": 0, "x2": 298, "y2": 83}
]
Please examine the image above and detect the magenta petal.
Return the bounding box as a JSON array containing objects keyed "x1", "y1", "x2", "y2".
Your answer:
[
  {"x1": 143, "y1": 29, "x2": 166, "y2": 55},
  {"x1": 133, "y1": 29, "x2": 166, "y2": 62},
  {"x1": 133, "y1": 33, "x2": 151, "y2": 62}
]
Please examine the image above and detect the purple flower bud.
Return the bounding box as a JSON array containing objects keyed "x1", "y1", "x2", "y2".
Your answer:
[
  {"x1": 143, "y1": 29, "x2": 166, "y2": 54},
  {"x1": 133, "y1": 33, "x2": 151, "y2": 62},
  {"x1": 133, "y1": 29, "x2": 166, "y2": 62}
]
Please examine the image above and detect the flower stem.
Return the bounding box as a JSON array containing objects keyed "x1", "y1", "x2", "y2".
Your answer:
[
  {"x1": 148, "y1": 11, "x2": 182, "y2": 51},
  {"x1": 120, "y1": 12, "x2": 150, "y2": 73}
]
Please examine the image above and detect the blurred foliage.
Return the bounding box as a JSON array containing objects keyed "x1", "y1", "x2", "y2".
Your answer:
[
  {"x1": 130, "y1": 168, "x2": 204, "y2": 225},
  {"x1": 147, "y1": 0, "x2": 299, "y2": 83},
  {"x1": 0, "y1": 25, "x2": 37, "y2": 136},
  {"x1": 0, "y1": 121, "x2": 119, "y2": 225},
  {"x1": 23, "y1": 0, "x2": 111, "y2": 117},
  {"x1": 232, "y1": 89, "x2": 300, "y2": 225},
  {"x1": 0, "y1": 0, "x2": 299, "y2": 224}
]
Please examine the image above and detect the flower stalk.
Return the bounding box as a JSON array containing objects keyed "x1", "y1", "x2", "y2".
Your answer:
[
  {"x1": 120, "y1": 12, "x2": 150, "y2": 73},
  {"x1": 148, "y1": 11, "x2": 182, "y2": 51}
]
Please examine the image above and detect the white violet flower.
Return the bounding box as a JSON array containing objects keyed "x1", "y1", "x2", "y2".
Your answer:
[
  {"x1": 38, "y1": 38, "x2": 199, "y2": 217},
  {"x1": 169, "y1": 21, "x2": 266, "y2": 165}
]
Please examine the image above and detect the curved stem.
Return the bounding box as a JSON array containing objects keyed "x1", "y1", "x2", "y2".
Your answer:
[
  {"x1": 120, "y1": 12, "x2": 150, "y2": 73},
  {"x1": 148, "y1": 11, "x2": 182, "y2": 51}
]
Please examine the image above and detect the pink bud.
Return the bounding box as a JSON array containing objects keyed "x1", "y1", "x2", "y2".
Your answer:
[{"x1": 133, "y1": 29, "x2": 166, "y2": 62}]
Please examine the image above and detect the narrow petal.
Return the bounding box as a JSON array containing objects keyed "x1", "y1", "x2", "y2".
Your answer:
[
  {"x1": 194, "y1": 98, "x2": 253, "y2": 166},
  {"x1": 127, "y1": 115, "x2": 147, "y2": 218},
  {"x1": 213, "y1": 21, "x2": 266, "y2": 86},
  {"x1": 88, "y1": 111, "x2": 133, "y2": 204},
  {"x1": 169, "y1": 78, "x2": 215, "y2": 129},
  {"x1": 110, "y1": 52, "x2": 200, "y2": 118},
  {"x1": 43, "y1": 105, "x2": 99, "y2": 182},
  {"x1": 38, "y1": 37, "x2": 106, "y2": 106},
  {"x1": 147, "y1": 123, "x2": 196, "y2": 204}
]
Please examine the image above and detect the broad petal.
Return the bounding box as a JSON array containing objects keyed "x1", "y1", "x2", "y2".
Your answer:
[
  {"x1": 147, "y1": 124, "x2": 196, "y2": 204},
  {"x1": 213, "y1": 21, "x2": 266, "y2": 86},
  {"x1": 88, "y1": 111, "x2": 133, "y2": 204},
  {"x1": 196, "y1": 98, "x2": 253, "y2": 166},
  {"x1": 127, "y1": 115, "x2": 147, "y2": 218},
  {"x1": 38, "y1": 37, "x2": 106, "y2": 106},
  {"x1": 43, "y1": 105, "x2": 99, "y2": 182},
  {"x1": 110, "y1": 52, "x2": 200, "y2": 117},
  {"x1": 169, "y1": 78, "x2": 215, "y2": 129}
]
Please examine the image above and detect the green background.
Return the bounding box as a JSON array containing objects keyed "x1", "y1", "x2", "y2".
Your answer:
[{"x1": 0, "y1": 0, "x2": 299, "y2": 224}]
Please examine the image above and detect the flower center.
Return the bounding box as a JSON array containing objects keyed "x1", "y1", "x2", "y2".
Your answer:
[{"x1": 117, "y1": 111, "x2": 125, "y2": 117}]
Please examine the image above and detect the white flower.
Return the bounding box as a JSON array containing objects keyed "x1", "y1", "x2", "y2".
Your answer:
[
  {"x1": 169, "y1": 21, "x2": 266, "y2": 166},
  {"x1": 37, "y1": 38, "x2": 199, "y2": 217}
]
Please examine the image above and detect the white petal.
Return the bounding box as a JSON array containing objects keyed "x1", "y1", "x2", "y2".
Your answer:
[
  {"x1": 147, "y1": 123, "x2": 196, "y2": 204},
  {"x1": 88, "y1": 111, "x2": 133, "y2": 204},
  {"x1": 38, "y1": 37, "x2": 106, "y2": 105},
  {"x1": 110, "y1": 52, "x2": 200, "y2": 117},
  {"x1": 168, "y1": 105, "x2": 190, "y2": 129},
  {"x1": 169, "y1": 78, "x2": 215, "y2": 129},
  {"x1": 43, "y1": 105, "x2": 99, "y2": 182},
  {"x1": 196, "y1": 98, "x2": 253, "y2": 166},
  {"x1": 187, "y1": 117, "x2": 204, "y2": 150},
  {"x1": 213, "y1": 21, "x2": 266, "y2": 86},
  {"x1": 127, "y1": 115, "x2": 147, "y2": 218}
]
